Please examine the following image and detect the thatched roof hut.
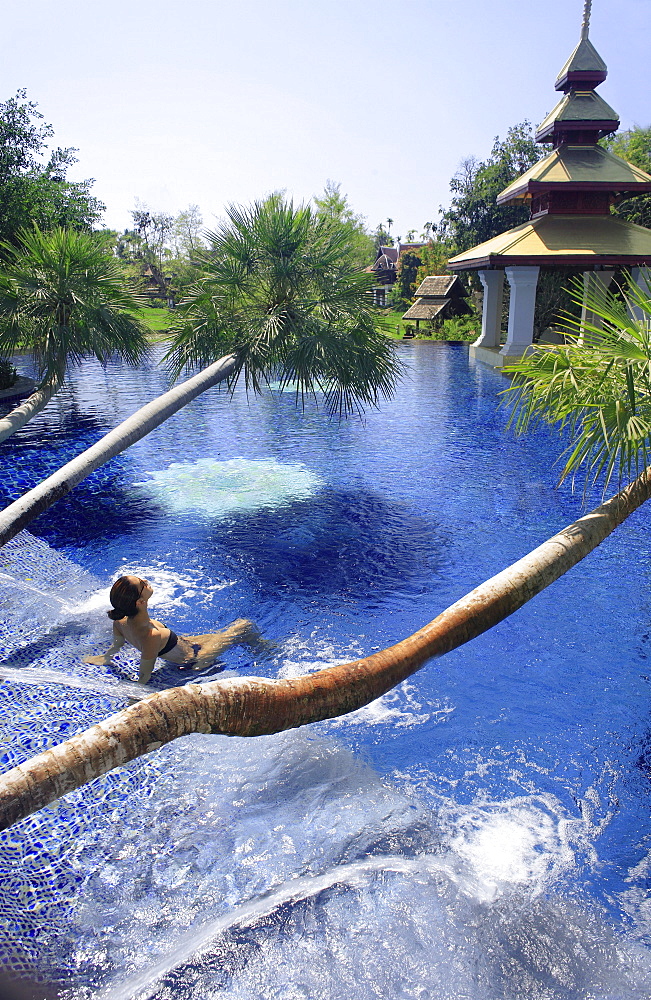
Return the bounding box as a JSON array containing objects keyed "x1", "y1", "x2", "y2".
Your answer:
[{"x1": 402, "y1": 276, "x2": 472, "y2": 327}]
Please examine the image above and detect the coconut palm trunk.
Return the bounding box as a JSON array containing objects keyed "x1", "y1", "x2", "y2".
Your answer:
[
  {"x1": 1, "y1": 467, "x2": 649, "y2": 831},
  {"x1": 0, "y1": 365, "x2": 65, "y2": 445},
  {"x1": 0, "y1": 353, "x2": 238, "y2": 548}
]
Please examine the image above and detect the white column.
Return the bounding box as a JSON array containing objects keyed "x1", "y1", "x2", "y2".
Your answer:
[
  {"x1": 500, "y1": 266, "x2": 540, "y2": 357},
  {"x1": 630, "y1": 267, "x2": 650, "y2": 325},
  {"x1": 475, "y1": 270, "x2": 504, "y2": 348},
  {"x1": 580, "y1": 269, "x2": 615, "y2": 335}
]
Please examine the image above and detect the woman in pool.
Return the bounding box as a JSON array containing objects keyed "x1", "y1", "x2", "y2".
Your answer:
[{"x1": 83, "y1": 575, "x2": 260, "y2": 684}]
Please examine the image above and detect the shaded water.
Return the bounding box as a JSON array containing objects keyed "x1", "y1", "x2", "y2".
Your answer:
[{"x1": 1, "y1": 343, "x2": 651, "y2": 997}]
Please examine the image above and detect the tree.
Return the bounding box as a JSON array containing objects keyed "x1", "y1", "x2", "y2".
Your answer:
[
  {"x1": 391, "y1": 249, "x2": 423, "y2": 306},
  {"x1": 1, "y1": 463, "x2": 648, "y2": 830},
  {"x1": 130, "y1": 202, "x2": 175, "y2": 275},
  {"x1": 505, "y1": 274, "x2": 651, "y2": 491},
  {"x1": 167, "y1": 194, "x2": 400, "y2": 415},
  {"x1": 313, "y1": 181, "x2": 374, "y2": 270},
  {"x1": 439, "y1": 123, "x2": 545, "y2": 252},
  {"x1": 0, "y1": 91, "x2": 104, "y2": 247},
  {"x1": 0, "y1": 227, "x2": 149, "y2": 443},
  {"x1": 602, "y1": 126, "x2": 651, "y2": 229},
  {"x1": 171, "y1": 203, "x2": 205, "y2": 258},
  {"x1": 414, "y1": 240, "x2": 457, "y2": 287},
  {"x1": 117, "y1": 203, "x2": 207, "y2": 304},
  {"x1": 0, "y1": 195, "x2": 401, "y2": 545},
  {"x1": 373, "y1": 223, "x2": 393, "y2": 253}
]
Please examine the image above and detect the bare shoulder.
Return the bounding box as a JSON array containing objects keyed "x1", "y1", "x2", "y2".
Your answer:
[{"x1": 141, "y1": 624, "x2": 164, "y2": 656}]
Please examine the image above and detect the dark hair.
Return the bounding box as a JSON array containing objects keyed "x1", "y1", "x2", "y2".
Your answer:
[{"x1": 108, "y1": 576, "x2": 142, "y2": 620}]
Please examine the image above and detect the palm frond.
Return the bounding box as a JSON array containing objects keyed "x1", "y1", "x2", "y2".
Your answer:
[
  {"x1": 504, "y1": 271, "x2": 651, "y2": 492},
  {"x1": 0, "y1": 226, "x2": 149, "y2": 384},
  {"x1": 166, "y1": 195, "x2": 402, "y2": 414}
]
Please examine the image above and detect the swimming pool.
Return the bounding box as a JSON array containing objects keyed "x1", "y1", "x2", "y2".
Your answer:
[{"x1": 1, "y1": 342, "x2": 651, "y2": 998}]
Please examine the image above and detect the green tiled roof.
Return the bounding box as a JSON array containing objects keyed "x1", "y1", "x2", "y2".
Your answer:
[
  {"x1": 536, "y1": 90, "x2": 618, "y2": 135},
  {"x1": 497, "y1": 146, "x2": 651, "y2": 204},
  {"x1": 555, "y1": 37, "x2": 607, "y2": 88},
  {"x1": 448, "y1": 215, "x2": 651, "y2": 269}
]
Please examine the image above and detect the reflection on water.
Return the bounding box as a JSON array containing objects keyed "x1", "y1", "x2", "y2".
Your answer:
[
  {"x1": 208, "y1": 487, "x2": 446, "y2": 600},
  {"x1": 1, "y1": 345, "x2": 651, "y2": 997}
]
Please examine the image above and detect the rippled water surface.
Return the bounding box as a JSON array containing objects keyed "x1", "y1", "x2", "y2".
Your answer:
[{"x1": 1, "y1": 342, "x2": 651, "y2": 998}]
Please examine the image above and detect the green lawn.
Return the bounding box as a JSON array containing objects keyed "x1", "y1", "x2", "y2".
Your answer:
[
  {"x1": 133, "y1": 306, "x2": 175, "y2": 340},
  {"x1": 376, "y1": 308, "x2": 410, "y2": 340}
]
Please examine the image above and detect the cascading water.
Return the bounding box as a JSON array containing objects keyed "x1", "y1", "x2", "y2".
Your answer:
[{"x1": 2, "y1": 343, "x2": 651, "y2": 998}]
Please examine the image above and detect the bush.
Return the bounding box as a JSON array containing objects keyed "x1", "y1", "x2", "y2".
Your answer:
[
  {"x1": 436, "y1": 316, "x2": 480, "y2": 341},
  {"x1": 0, "y1": 359, "x2": 17, "y2": 390}
]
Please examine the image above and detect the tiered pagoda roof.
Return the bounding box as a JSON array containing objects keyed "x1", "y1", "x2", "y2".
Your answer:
[
  {"x1": 497, "y1": 146, "x2": 651, "y2": 208},
  {"x1": 449, "y1": 215, "x2": 651, "y2": 271},
  {"x1": 448, "y1": 3, "x2": 651, "y2": 273}
]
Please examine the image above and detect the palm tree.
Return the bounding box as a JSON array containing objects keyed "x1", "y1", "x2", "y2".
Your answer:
[
  {"x1": 0, "y1": 227, "x2": 149, "y2": 443},
  {"x1": 0, "y1": 197, "x2": 401, "y2": 547},
  {"x1": 504, "y1": 273, "x2": 651, "y2": 491},
  {"x1": 1, "y1": 463, "x2": 648, "y2": 830},
  {"x1": 166, "y1": 195, "x2": 400, "y2": 416}
]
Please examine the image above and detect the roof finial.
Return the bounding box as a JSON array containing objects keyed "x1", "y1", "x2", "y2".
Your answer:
[{"x1": 581, "y1": 0, "x2": 592, "y2": 40}]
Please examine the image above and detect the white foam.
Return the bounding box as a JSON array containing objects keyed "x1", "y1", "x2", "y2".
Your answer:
[
  {"x1": 68, "y1": 565, "x2": 235, "y2": 617},
  {"x1": 328, "y1": 681, "x2": 454, "y2": 730},
  {"x1": 60, "y1": 737, "x2": 651, "y2": 1000},
  {"x1": 441, "y1": 794, "x2": 587, "y2": 903},
  {"x1": 135, "y1": 457, "x2": 324, "y2": 518}
]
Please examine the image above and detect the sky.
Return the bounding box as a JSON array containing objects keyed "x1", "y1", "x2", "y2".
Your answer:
[{"x1": 3, "y1": 0, "x2": 650, "y2": 241}]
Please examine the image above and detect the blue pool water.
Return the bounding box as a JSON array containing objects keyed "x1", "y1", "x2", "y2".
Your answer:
[{"x1": 1, "y1": 342, "x2": 651, "y2": 998}]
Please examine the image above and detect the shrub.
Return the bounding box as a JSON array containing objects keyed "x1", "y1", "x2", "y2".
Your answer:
[
  {"x1": 436, "y1": 316, "x2": 480, "y2": 341},
  {"x1": 0, "y1": 359, "x2": 17, "y2": 390}
]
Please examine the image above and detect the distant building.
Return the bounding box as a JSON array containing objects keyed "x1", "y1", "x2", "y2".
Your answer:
[
  {"x1": 367, "y1": 242, "x2": 428, "y2": 306},
  {"x1": 402, "y1": 276, "x2": 472, "y2": 329}
]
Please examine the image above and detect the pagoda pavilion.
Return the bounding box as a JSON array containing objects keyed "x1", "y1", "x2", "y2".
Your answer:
[{"x1": 448, "y1": 0, "x2": 651, "y2": 369}]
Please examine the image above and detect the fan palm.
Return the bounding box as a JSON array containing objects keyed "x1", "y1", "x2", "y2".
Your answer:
[
  {"x1": 0, "y1": 226, "x2": 149, "y2": 443},
  {"x1": 504, "y1": 273, "x2": 651, "y2": 492},
  {"x1": 166, "y1": 194, "x2": 401, "y2": 415}
]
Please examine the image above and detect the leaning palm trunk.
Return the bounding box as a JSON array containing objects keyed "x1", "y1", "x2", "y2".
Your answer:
[
  {"x1": 0, "y1": 354, "x2": 238, "y2": 547},
  {"x1": 0, "y1": 370, "x2": 64, "y2": 445},
  {"x1": 1, "y1": 468, "x2": 649, "y2": 831}
]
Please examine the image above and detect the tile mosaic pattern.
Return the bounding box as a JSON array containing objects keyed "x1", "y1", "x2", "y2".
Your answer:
[{"x1": 0, "y1": 532, "x2": 163, "y2": 981}]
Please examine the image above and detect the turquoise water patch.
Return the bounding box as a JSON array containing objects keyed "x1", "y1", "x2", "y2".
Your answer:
[
  {"x1": 265, "y1": 379, "x2": 335, "y2": 394},
  {"x1": 136, "y1": 457, "x2": 324, "y2": 518}
]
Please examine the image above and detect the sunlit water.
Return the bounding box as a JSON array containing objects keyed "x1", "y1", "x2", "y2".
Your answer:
[{"x1": 1, "y1": 342, "x2": 651, "y2": 998}]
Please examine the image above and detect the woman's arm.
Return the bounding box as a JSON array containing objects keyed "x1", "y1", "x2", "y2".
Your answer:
[
  {"x1": 82, "y1": 622, "x2": 127, "y2": 665},
  {"x1": 137, "y1": 628, "x2": 165, "y2": 685},
  {"x1": 138, "y1": 656, "x2": 158, "y2": 685}
]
